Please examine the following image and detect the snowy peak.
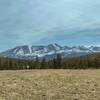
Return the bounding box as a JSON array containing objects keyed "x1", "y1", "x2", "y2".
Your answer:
[
  {"x1": 89, "y1": 46, "x2": 100, "y2": 52},
  {"x1": 47, "y1": 43, "x2": 62, "y2": 51},
  {"x1": 1, "y1": 44, "x2": 100, "y2": 60},
  {"x1": 10, "y1": 45, "x2": 30, "y2": 55}
]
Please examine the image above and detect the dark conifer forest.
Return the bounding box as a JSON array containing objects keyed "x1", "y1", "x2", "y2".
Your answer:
[{"x1": 0, "y1": 53, "x2": 100, "y2": 70}]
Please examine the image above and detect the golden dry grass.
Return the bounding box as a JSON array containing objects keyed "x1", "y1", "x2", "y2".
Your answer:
[{"x1": 0, "y1": 69, "x2": 100, "y2": 100}]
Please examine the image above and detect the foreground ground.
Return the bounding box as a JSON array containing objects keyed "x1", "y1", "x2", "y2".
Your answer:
[{"x1": 0, "y1": 70, "x2": 100, "y2": 100}]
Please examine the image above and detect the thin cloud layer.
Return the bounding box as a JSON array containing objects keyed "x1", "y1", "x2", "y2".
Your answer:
[{"x1": 0, "y1": 0, "x2": 100, "y2": 51}]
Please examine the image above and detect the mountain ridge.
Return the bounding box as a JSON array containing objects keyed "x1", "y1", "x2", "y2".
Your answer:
[{"x1": 0, "y1": 43, "x2": 100, "y2": 60}]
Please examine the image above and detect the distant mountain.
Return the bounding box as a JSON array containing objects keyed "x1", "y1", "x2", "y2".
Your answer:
[{"x1": 0, "y1": 43, "x2": 100, "y2": 60}]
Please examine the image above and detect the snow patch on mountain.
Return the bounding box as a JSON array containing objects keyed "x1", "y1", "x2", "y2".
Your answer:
[
  {"x1": 28, "y1": 46, "x2": 32, "y2": 54},
  {"x1": 16, "y1": 48, "x2": 24, "y2": 55}
]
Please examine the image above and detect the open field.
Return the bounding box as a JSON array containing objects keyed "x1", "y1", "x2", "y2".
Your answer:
[{"x1": 0, "y1": 70, "x2": 100, "y2": 100}]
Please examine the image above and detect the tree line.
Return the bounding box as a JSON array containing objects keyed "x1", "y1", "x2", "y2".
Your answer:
[{"x1": 0, "y1": 53, "x2": 100, "y2": 70}]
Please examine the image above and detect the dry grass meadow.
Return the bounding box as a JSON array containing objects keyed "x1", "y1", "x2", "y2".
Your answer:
[{"x1": 0, "y1": 70, "x2": 100, "y2": 100}]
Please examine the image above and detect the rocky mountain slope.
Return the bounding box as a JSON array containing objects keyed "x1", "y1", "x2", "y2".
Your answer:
[{"x1": 0, "y1": 43, "x2": 100, "y2": 60}]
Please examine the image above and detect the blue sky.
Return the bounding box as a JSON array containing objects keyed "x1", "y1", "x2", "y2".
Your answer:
[{"x1": 0, "y1": 0, "x2": 100, "y2": 51}]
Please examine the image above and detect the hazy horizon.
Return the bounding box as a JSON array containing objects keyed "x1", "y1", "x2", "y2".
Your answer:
[{"x1": 0, "y1": 0, "x2": 100, "y2": 51}]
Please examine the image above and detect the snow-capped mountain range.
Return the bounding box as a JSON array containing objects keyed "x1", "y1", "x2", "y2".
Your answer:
[{"x1": 0, "y1": 43, "x2": 100, "y2": 60}]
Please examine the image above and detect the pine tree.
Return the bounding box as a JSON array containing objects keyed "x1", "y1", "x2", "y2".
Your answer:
[
  {"x1": 41, "y1": 57, "x2": 46, "y2": 69},
  {"x1": 34, "y1": 56, "x2": 40, "y2": 69},
  {"x1": 56, "y1": 54, "x2": 62, "y2": 69}
]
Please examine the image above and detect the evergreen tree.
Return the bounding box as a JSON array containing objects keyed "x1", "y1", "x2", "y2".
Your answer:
[
  {"x1": 56, "y1": 54, "x2": 62, "y2": 69},
  {"x1": 40, "y1": 57, "x2": 46, "y2": 69}
]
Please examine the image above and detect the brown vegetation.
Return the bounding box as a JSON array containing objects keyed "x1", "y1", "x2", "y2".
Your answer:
[{"x1": 0, "y1": 70, "x2": 100, "y2": 100}]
